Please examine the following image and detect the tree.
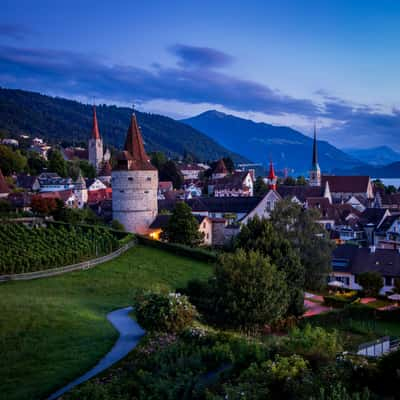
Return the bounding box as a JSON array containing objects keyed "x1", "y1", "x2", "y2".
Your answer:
[
  {"x1": 150, "y1": 151, "x2": 167, "y2": 170},
  {"x1": 48, "y1": 149, "x2": 67, "y2": 177},
  {"x1": 222, "y1": 156, "x2": 235, "y2": 173},
  {"x1": 283, "y1": 176, "x2": 296, "y2": 185},
  {"x1": 161, "y1": 202, "x2": 204, "y2": 246},
  {"x1": 358, "y1": 272, "x2": 383, "y2": 297},
  {"x1": 385, "y1": 185, "x2": 397, "y2": 194},
  {"x1": 215, "y1": 249, "x2": 289, "y2": 331},
  {"x1": 110, "y1": 219, "x2": 125, "y2": 231},
  {"x1": 159, "y1": 160, "x2": 184, "y2": 189},
  {"x1": 31, "y1": 195, "x2": 58, "y2": 215},
  {"x1": 0, "y1": 144, "x2": 27, "y2": 175},
  {"x1": 270, "y1": 200, "x2": 333, "y2": 291},
  {"x1": 296, "y1": 176, "x2": 307, "y2": 185},
  {"x1": 27, "y1": 151, "x2": 48, "y2": 175},
  {"x1": 235, "y1": 216, "x2": 305, "y2": 315},
  {"x1": 78, "y1": 160, "x2": 96, "y2": 179},
  {"x1": 254, "y1": 176, "x2": 268, "y2": 196}
]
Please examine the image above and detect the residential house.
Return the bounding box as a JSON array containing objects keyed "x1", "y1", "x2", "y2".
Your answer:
[
  {"x1": 177, "y1": 163, "x2": 208, "y2": 181},
  {"x1": 38, "y1": 173, "x2": 75, "y2": 192},
  {"x1": 208, "y1": 171, "x2": 254, "y2": 197},
  {"x1": 331, "y1": 244, "x2": 400, "y2": 294},
  {"x1": 37, "y1": 190, "x2": 78, "y2": 208},
  {"x1": 16, "y1": 174, "x2": 40, "y2": 192}
]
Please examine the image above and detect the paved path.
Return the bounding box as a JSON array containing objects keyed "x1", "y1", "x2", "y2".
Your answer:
[{"x1": 48, "y1": 306, "x2": 145, "y2": 400}]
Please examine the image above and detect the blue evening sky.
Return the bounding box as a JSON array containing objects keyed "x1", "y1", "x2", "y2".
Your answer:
[{"x1": 2, "y1": 0, "x2": 400, "y2": 149}]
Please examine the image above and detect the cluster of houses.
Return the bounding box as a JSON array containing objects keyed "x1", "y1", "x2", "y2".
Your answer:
[{"x1": 2, "y1": 107, "x2": 400, "y2": 294}]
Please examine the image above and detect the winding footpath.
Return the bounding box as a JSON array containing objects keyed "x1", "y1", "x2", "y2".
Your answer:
[{"x1": 48, "y1": 306, "x2": 145, "y2": 400}]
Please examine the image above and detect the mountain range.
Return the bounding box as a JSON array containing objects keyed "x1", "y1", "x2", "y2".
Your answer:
[
  {"x1": 0, "y1": 88, "x2": 248, "y2": 164},
  {"x1": 343, "y1": 146, "x2": 400, "y2": 166},
  {"x1": 182, "y1": 110, "x2": 363, "y2": 175}
]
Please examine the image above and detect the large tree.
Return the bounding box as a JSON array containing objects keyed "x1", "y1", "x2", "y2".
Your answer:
[
  {"x1": 235, "y1": 216, "x2": 305, "y2": 315},
  {"x1": 159, "y1": 160, "x2": 184, "y2": 189},
  {"x1": 270, "y1": 199, "x2": 333, "y2": 291},
  {"x1": 0, "y1": 145, "x2": 27, "y2": 175},
  {"x1": 254, "y1": 176, "x2": 268, "y2": 197},
  {"x1": 48, "y1": 149, "x2": 68, "y2": 177},
  {"x1": 161, "y1": 202, "x2": 204, "y2": 246},
  {"x1": 215, "y1": 249, "x2": 289, "y2": 332}
]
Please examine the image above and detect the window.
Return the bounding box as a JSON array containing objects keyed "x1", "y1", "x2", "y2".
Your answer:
[
  {"x1": 144, "y1": 190, "x2": 149, "y2": 194},
  {"x1": 203, "y1": 222, "x2": 206, "y2": 228},
  {"x1": 147, "y1": 177, "x2": 152, "y2": 181},
  {"x1": 120, "y1": 190, "x2": 124, "y2": 193},
  {"x1": 206, "y1": 233, "x2": 209, "y2": 239},
  {"x1": 128, "y1": 177, "x2": 133, "y2": 181},
  {"x1": 384, "y1": 276, "x2": 393, "y2": 286}
]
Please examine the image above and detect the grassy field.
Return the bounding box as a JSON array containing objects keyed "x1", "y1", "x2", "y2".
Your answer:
[{"x1": 0, "y1": 245, "x2": 213, "y2": 400}]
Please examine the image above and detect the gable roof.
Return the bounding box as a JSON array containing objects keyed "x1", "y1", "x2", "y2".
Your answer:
[
  {"x1": 211, "y1": 171, "x2": 251, "y2": 191},
  {"x1": 381, "y1": 193, "x2": 400, "y2": 206},
  {"x1": 16, "y1": 174, "x2": 38, "y2": 190},
  {"x1": 213, "y1": 159, "x2": 228, "y2": 174},
  {"x1": 277, "y1": 185, "x2": 324, "y2": 202},
  {"x1": 377, "y1": 213, "x2": 400, "y2": 232},
  {"x1": 332, "y1": 244, "x2": 400, "y2": 277},
  {"x1": 158, "y1": 196, "x2": 262, "y2": 214},
  {"x1": 359, "y1": 208, "x2": 388, "y2": 227},
  {"x1": 321, "y1": 175, "x2": 370, "y2": 193}
]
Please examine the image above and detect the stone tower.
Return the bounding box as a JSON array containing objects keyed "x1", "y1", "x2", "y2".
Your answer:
[
  {"x1": 112, "y1": 112, "x2": 158, "y2": 234},
  {"x1": 88, "y1": 105, "x2": 104, "y2": 171},
  {"x1": 309, "y1": 123, "x2": 321, "y2": 186}
]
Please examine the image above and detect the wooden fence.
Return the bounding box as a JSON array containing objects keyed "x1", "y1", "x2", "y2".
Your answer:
[{"x1": 0, "y1": 240, "x2": 135, "y2": 282}]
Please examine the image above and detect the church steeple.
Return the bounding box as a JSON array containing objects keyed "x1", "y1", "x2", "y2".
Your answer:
[
  {"x1": 88, "y1": 104, "x2": 104, "y2": 171},
  {"x1": 92, "y1": 105, "x2": 101, "y2": 140},
  {"x1": 267, "y1": 159, "x2": 277, "y2": 190},
  {"x1": 309, "y1": 122, "x2": 321, "y2": 186}
]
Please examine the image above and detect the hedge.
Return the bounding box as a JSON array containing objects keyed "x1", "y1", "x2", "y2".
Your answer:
[
  {"x1": 136, "y1": 236, "x2": 218, "y2": 263},
  {"x1": 323, "y1": 295, "x2": 359, "y2": 308}
]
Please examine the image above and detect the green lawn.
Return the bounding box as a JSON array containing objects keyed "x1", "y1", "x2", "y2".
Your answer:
[{"x1": 0, "y1": 245, "x2": 213, "y2": 400}]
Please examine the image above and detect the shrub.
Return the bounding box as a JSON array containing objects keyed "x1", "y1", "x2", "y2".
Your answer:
[
  {"x1": 357, "y1": 272, "x2": 383, "y2": 297},
  {"x1": 214, "y1": 249, "x2": 289, "y2": 332},
  {"x1": 284, "y1": 324, "x2": 342, "y2": 364},
  {"x1": 134, "y1": 292, "x2": 198, "y2": 333}
]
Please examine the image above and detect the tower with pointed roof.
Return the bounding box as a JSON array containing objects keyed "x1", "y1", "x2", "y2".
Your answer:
[
  {"x1": 112, "y1": 111, "x2": 158, "y2": 234},
  {"x1": 88, "y1": 105, "x2": 104, "y2": 171},
  {"x1": 267, "y1": 159, "x2": 277, "y2": 190},
  {"x1": 309, "y1": 123, "x2": 321, "y2": 187},
  {"x1": 212, "y1": 159, "x2": 228, "y2": 180},
  {"x1": 74, "y1": 171, "x2": 88, "y2": 208}
]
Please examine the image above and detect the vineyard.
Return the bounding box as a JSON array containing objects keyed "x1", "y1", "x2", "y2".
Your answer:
[{"x1": 0, "y1": 223, "x2": 121, "y2": 274}]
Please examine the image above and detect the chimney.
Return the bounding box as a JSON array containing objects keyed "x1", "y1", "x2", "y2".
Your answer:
[{"x1": 370, "y1": 245, "x2": 376, "y2": 253}]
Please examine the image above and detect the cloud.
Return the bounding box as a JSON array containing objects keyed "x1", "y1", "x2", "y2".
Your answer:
[
  {"x1": 0, "y1": 44, "x2": 319, "y2": 117},
  {"x1": 1, "y1": 43, "x2": 400, "y2": 149},
  {"x1": 169, "y1": 44, "x2": 234, "y2": 68},
  {"x1": 0, "y1": 24, "x2": 33, "y2": 40}
]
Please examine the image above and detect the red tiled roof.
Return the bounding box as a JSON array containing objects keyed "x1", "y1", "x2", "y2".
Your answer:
[
  {"x1": 158, "y1": 181, "x2": 173, "y2": 191},
  {"x1": 119, "y1": 113, "x2": 156, "y2": 171},
  {"x1": 322, "y1": 175, "x2": 370, "y2": 193},
  {"x1": 38, "y1": 190, "x2": 74, "y2": 202},
  {"x1": 88, "y1": 188, "x2": 112, "y2": 204},
  {"x1": 0, "y1": 168, "x2": 10, "y2": 194}
]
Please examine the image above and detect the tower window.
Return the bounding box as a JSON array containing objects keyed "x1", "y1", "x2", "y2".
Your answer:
[
  {"x1": 128, "y1": 177, "x2": 133, "y2": 181},
  {"x1": 147, "y1": 177, "x2": 152, "y2": 181},
  {"x1": 120, "y1": 190, "x2": 124, "y2": 193},
  {"x1": 144, "y1": 190, "x2": 149, "y2": 194}
]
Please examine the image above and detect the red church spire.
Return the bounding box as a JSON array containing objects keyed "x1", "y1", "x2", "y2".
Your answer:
[
  {"x1": 92, "y1": 105, "x2": 101, "y2": 140},
  {"x1": 267, "y1": 159, "x2": 277, "y2": 190}
]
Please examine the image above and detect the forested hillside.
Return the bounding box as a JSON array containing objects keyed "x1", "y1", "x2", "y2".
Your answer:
[{"x1": 0, "y1": 88, "x2": 248, "y2": 163}]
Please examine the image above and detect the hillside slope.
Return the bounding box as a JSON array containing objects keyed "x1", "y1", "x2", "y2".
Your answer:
[
  {"x1": 0, "y1": 88, "x2": 248, "y2": 163},
  {"x1": 344, "y1": 146, "x2": 400, "y2": 166},
  {"x1": 183, "y1": 110, "x2": 363, "y2": 174}
]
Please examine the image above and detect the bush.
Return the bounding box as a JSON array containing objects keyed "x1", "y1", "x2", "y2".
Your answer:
[
  {"x1": 357, "y1": 272, "x2": 383, "y2": 297},
  {"x1": 283, "y1": 324, "x2": 342, "y2": 364},
  {"x1": 214, "y1": 249, "x2": 289, "y2": 332},
  {"x1": 137, "y1": 235, "x2": 217, "y2": 263},
  {"x1": 323, "y1": 294, "x2": 358, "y2": 308},
  {"x1": 134, "y1": 292, "x2": 198, "y2": 333}
]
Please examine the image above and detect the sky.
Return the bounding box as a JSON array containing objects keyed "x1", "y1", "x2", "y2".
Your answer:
[{"x1": 1, "y1": 0, "x2": 400, "y2": 149}]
